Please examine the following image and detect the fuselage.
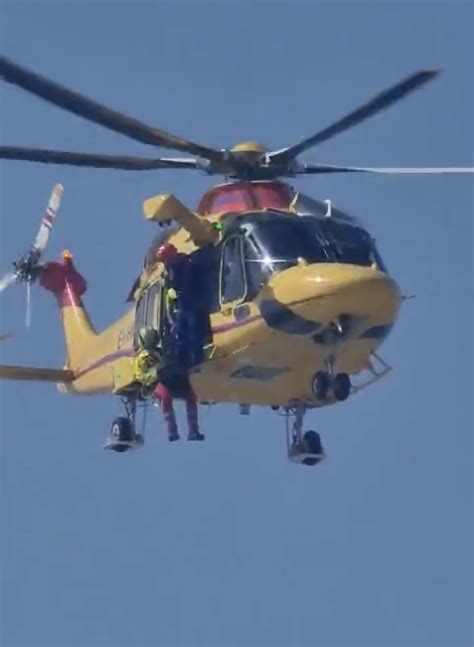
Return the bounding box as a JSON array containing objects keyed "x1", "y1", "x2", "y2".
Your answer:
[{"x1": 59, "y1": 181, "x2": 401, "y2": 407}]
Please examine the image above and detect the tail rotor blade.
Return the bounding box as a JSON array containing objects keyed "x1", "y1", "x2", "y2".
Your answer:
[
  {"x1": 34, "y1": 183, "x2": 63, "y2": 252},
  {"x1": 25, "y1": 281, "x2": 32, "y2": 328},
  {"x1": 0, "y1": 271, "x2": 17, "y2": 292}
]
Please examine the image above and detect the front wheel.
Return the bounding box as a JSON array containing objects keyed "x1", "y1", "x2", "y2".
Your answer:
[
  {"x1": 312, "y1": 371, "x2": 331, "y2": 400},
  {"x1": 333, "y1": 373, "x2": 351, "y2": 401}
]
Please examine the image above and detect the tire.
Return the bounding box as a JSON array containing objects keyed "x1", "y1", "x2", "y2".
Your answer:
[
  {"x1": 303, "y1": 430, "x2": 323, "y2": 455},
  {"x1": 312, "y1": 371, "x2": 330, "y2": 399},
  {"x1": 302, "y1": 457, "x2": 320, "y2": 466},
  {"x1": 333, "y1": 373, "x2": 351, "y2": 401},
  {"x1": 111, "y1": 417, "x2": 134, "y2": 442},
  {"x1": 112, "y1": 445, "x2": 129, "y2": 453}
]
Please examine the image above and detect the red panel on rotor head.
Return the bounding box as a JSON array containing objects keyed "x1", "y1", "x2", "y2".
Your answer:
[
  {"x1": 40, "y1": 258, "x2": 87, "y2": 307},
  {"x1": 197, "y1": 181, "x2": 293, "y2": 215}
]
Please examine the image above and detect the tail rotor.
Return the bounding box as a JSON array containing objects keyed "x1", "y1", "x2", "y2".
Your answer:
[{"x1": 0, "y1": 183, "x2": 63, "y2": 326}]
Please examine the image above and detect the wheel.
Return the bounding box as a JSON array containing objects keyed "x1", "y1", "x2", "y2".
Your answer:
[
  {"x1": 303, "y1": 430, "x2": 323, "y2": 455},
  {"x1": 333, "y1": 373, "x2": 351, "y2": 401},
  {"x1": 312, "y1": 371, "x2": 331, "y2": 399},
  {"x1": 111, "y1": 417, "x2": 134, "y2": 442},
  {"x1": 288, "y1": 432, "x2": 325, "y2": 466},
  {"x1": 111, "y1": 444, "x2": 129, "y2": 453}
]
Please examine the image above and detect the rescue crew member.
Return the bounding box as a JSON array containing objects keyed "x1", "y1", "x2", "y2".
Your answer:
[
  {"x1": 157, "y1": 243, "x2": 207, "y2": 370},
  {"x1": 154, "y1": 243, "x2": 210, "y2": 441},
  {"x1": 155, "y1": 370, "x2": 204, "y2": 442},
  {"x1": 133, "y1": 327, "x2": 163, "y2": 396}
]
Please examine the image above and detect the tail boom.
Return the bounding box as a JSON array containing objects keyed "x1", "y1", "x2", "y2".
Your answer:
[
  {"x1": 40, "y1": 253, "x2": 96, "y2": 370},
  {"x1": 40, "y1": 253, "x2": 136, "y2": 394}
]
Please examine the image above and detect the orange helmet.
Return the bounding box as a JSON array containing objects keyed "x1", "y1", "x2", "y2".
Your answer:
[{"x1": 156, "y1": 243, "x2": 178, "y2": 264}]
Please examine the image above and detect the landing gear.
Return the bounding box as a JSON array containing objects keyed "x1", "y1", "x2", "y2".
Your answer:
[
  {"x1": 303, "y1": 430, "x2": 323, "y2": 454},
  {"x1": 311, "y1": 364, "x2": 352, "y2": 402},
  {"x1": 104, "y1": 395, "x2": 144, "y2": 453},
  {"x1": 286, "y1": 404, "x2": 325, "y2": 466},
  {"x1": 333, "y1": 372, "x2": 351, "y2": 401},
  {"x1": 312, "y1": 371, "x2": 331, "y2": 399}
]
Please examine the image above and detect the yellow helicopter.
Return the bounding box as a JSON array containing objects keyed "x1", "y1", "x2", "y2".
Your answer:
[{"x1": 0, "y1": 57, "x2": 472, "y2": 465}]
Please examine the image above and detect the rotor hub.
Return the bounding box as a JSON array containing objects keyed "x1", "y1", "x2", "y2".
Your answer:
[{"x1": 230, "y1": 141, "x2": 268, "y2": 155}]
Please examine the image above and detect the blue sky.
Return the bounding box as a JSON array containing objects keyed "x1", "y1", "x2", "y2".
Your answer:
[{"x1": 0, "y1": 2, "x2": 472, "y2": 646}]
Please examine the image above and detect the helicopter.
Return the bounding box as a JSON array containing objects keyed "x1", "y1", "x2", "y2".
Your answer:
[{"x1": 0, "y1": 56, "x2": 472, "y2": 465}]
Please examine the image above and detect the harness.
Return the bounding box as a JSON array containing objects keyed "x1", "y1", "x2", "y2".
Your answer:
[{"x1": 132, "y1": 348, "x2": 163, "y2": 386}]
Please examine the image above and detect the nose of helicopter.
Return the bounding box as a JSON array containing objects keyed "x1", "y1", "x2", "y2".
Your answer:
[{"x1": 263, "y1": 263, "x2": 401, "y2": 336}]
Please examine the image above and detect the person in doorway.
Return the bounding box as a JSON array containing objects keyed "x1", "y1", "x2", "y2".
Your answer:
[
  {"x1": 156, "y1": 243, "x2": 209, "y2": 370},
  {"x1": 186, "y1": 244, "x2": 214, "y2": 358}
]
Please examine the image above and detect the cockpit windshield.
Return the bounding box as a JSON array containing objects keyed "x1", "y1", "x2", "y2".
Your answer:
[{"x1": 236, "y1": 211, "x2": 386, "y2": 274}]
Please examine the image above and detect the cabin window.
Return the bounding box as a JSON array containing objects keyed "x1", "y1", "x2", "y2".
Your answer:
[
  {"x1": 220, "y1": 236, "x2": 246, "y2": 304},
  {"x1": 145, "y1": 282, "x2": 162, "y2": 329},
  {"x1": 197, "y1": 182, "x2": 293, "y2": 216},
  {"x1": 134, "y1": 293, "x2": 147, "y2": 347},
  {"x1": 133, "y1": 281, "x2": 164, "y2": 348},
  {"x1": 243, "y1": 235, "x2": 268, "y2": 299}
]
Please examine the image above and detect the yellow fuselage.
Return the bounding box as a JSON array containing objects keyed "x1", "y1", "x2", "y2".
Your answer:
[{"x1": 61, "y1": 260, "x2": 400, "y2": 408}]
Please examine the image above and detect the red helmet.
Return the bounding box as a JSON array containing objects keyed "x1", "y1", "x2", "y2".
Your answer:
[{"x1": 156, "y1": 243, "x2": 178, "y2": 265}]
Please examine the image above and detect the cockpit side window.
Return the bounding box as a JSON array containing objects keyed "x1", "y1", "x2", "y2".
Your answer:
[
  {"x1": 220, "y1": 211, "x2": 389, "y2": 281},
  {"x1": 320, "y1": 221, "x2": 376, "y2": 268},
  {"x1": 220, "y1": 236, "x2": 246, "y2": 304},
  {"x1": 243, "y1": 234, "x2": 269, "y2": 299}
]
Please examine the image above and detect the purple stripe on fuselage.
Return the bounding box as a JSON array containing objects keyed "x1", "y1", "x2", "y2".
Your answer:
[
  {"x1": 73, "y1": 295, "x2": 391, "y2": 381},
  {"x1": 212, "y1": 313, "x2": 260, "y2": 334},
  {"x1": 74, "y1": 348, "x2": 135, "y2": 379},
  {"x1": 73, "y1": 298, "x2": 312, "y2": 380},
  {"x1": 72, "y1": 318, "x2": 256, "y2": 380}
]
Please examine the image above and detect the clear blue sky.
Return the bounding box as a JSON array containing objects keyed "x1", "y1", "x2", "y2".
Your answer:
[{"x1": 0, "y1": 2, "x2": 472, "y2": 646}]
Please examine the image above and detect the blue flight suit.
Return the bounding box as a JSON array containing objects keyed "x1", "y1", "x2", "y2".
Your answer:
[{"x1": 167, "y1": 252, "x2": 207, "y2": 369}]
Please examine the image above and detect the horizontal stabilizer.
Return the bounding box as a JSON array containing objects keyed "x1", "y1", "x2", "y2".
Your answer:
[{"x1": 0, "y1": 364, "x2": 75, "y2": 383}]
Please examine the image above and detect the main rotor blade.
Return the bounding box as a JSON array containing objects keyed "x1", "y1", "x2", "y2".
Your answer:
[
  {"x1": 0, "y1": 146, "x2": 200, "y2": 170},
  {"x1": 0, "y1": 56, "x2": 223, "y2": 162},
  {"x1": 0, "y1": 364, "x2": 75, "y2": 383},
  {"x1": 300, "y1": 163, "x2": 474, "y2": 174},
  {"x1": 270, "y1": 70, "x2": 440, "y2": 162}
]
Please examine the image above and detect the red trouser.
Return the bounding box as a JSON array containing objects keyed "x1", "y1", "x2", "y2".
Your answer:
[{"x1": 155, "y1": 382, "x2": 199, "y2": 437}]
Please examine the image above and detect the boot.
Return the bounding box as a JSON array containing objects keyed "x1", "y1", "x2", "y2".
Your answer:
[
  {"x1": 188, "y1": 431, "x2": 205, "y2": 441},
  {"x1": 185, "y1": 391, "x2": 204, "y2": 440}
]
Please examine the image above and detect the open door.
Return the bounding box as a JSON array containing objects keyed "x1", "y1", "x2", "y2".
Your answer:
[{"x1": 115, "y1": 279, "x2": 167, "y2": 394}]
